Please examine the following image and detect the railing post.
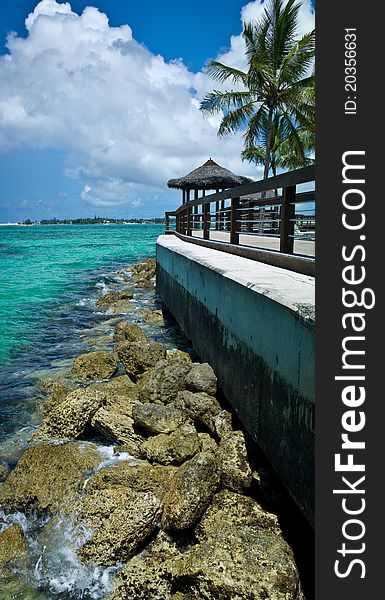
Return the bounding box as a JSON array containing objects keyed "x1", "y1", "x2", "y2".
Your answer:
[
  {"x1": 186, "y1": 203, "x2": 192, "y2": 236},
  {"x1": 203, "y1": 202, "x2": 210, "y2": 240},
  {"x1": 165, "y1": 212, "x2": 170, "y2": 231},
  {"x1": 230, "y1": 197, "x2": 240, "y2": 244},
  {"x1": 280, "y1": 185, "x2": 296, "y2": 253}
]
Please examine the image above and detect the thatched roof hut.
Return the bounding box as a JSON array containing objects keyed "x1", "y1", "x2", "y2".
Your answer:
[{"x1": 167, "y1": 158, "x2": 252, "y2": 194}]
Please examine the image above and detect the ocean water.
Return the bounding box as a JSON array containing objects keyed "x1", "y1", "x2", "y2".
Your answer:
[{"x1": 0, "y1": 223, "x2": 189, "y2": 599}]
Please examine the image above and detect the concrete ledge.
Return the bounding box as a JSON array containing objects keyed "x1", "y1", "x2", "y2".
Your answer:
[{"x1": 156, "y1": 235, "x2": 315, "y2": 524}]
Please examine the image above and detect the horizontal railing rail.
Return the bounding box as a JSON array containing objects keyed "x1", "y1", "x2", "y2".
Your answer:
[{"x1": 165, "y1": 165, "x2": 315, "y2": 275}]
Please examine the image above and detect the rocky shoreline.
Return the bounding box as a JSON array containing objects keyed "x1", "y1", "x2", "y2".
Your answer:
[{"x1": 0, "y1": 258, "x2": 305, "y2": 599}]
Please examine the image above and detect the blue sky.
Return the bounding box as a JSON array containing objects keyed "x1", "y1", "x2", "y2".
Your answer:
[{"x1": 0, "y1": 0, "x2": 315, "y2": 222}]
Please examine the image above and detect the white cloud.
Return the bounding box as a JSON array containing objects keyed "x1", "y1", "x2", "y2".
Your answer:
[{"x1": 0, "y1": 0, "x2": 314, "y2": 212}]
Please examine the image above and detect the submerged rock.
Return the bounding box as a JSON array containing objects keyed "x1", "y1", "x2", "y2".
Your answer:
[
  {"x1": 0, "y1": 524, "x2": 28, "y2": 576},
  {"x1": 77, "y1": 488, "x2": 163, "y2": 566},
  {"x1": 162, "y1": 452, "x2": 220, "y2": 532},
  {"x1": 31, "y1": 388, "x2": 105, "y2": 441},
  {"x1": 185, "y1": 363, "x2": 217, "y2": 395},
  {"x1": 168, "y1": 525, "x2": 303, "y2": 600},
  {"x1": 142, "y1": 422, "x2": 201, "y2": 466},
  {"x1": 132, "y1": 403, "x2": 187, "y2": 435},
  {"x1": 195, "y1": 489, "x2": 281, "y2": 541},
  {"x1": 138, "y1": 359, "x2": 192, "y2": 404},
  {"x1": 95, "y1": 288, "x2": 133, "y2": 308},
  {"x1": 114, "y1": 321, "x2": 148, "y2": 343},
  {"x1": 117, "y1": 341, "x2": 166, "y2": 380},
  {"x1": 0, "y1": 441, "x2": 101, "y2": 513},
  {"x1": 0, "y1": 462, "x2": 10, "y2": 482},
  {"x1": 217, "y1": 430, "x2": 252, "y2": 492},
  {"x1": 138, "y1": 308, "x2": 165, "y2": 326},
  {"x1": 71, "y1": 351, "x2": 118, "y2": 381}
]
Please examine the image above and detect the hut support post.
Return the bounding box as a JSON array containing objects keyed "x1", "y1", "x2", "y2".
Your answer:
[
  {"x1": 193, "y1": 190, "x2": 199, "y2": 233},
  {"x1": 203, "y1": 202, "x2": 210, "y2": 240},
  {"x1": 280, "y1": 185, "x2": 296, "y2": 253},
  {"x1": 230, "y1": 197, "x2": 240, "y2": 245}
]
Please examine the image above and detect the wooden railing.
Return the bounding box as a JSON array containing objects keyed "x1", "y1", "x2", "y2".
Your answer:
[{"x1": 165, "y1": 165, "x2": 315, "y2": 275}]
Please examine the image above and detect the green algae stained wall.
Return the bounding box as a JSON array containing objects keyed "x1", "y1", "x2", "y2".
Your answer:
[{"x1": 156, "y1": 238, "x2": 315, "y2": 525}]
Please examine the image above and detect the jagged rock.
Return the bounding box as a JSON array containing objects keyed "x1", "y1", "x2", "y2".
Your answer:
[
  {"x1": 0, "y1": 441, "x2": 101, "y2": 513},
  {"x1": 108, "y1": 531, "x2": 179, "y2": 600},
  {"x1": 167, "y1": 525, "x2": 302, "y2": 600},
  {"x1": 0, "y1": 462, "x2": 10, "y2": 482},
  {"x1": 195, "y1": 489, "x2": 281, "y2": 541},
  {"x1": 90, "y1": 377, "x2": 144, "y2": 452},
  {"x1": 197, "y1": 433, "x2": 218, "y2": 454},
  {"x1": 174, "y1": 390, "x2": 221, "y2": 430},
  {"x1": 77, "y1": 488, "x2": 163, "y2": 566},
  {"x1": 167, "y1": 350, "x2": 192, "y2": 363},
  {"x1": 185, "y1": 363, "x2": 217, "y2": 395},
  {"x1": 96, "y1": 288, "x2": 133, "y2": 308},
  {"x1": 132, "y1": 403, "x2": 187, "y2": 435},
  {"x1": 138, "y1": 309, "x2": 165, "y2": 326},
  {"x1": 85, "y1": 459, "x2": 177, "y2": 502},
  {"x1": 212, "y1": 410, "x2": 233, "y2": 438},
  {"x1": 31, "y1": 389, "x2": 105, "y2": 441},
  {"x1": 138, "y1": 359, "x2": 192, "y2": 404},
  {"x1": 0, "y1": 524, "x2": 28, "y2": 576},
  {"x1": 142, "y1": 422, "x2": 201, "y2": 466},
  {"x1": 71, "y1": 351, "x2": 118, "y2": 381},
  {"x1": 117, "y1": 341, "x2": 166, "y2": 380},
  {"x1": 217, "y1": 431, "x2": 252, "y2": 492},
  {"x1": 38, "y1": 381, "x2": 74, "y2": 417},
  {"x1": 162, "y1": 452, "x2": 220, "y2": 531},
  {"x1": 114, "y1": 321, "x2": 148, "y2": 343}
]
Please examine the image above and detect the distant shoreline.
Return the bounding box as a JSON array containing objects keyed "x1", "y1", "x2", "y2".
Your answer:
[{"x1": 0, "y1": 221, "x2": 165, "y2": 226}]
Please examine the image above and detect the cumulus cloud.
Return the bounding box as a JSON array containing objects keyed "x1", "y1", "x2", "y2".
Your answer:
[{"x1": 0, "y1": 0, "x2": 314, "y2": 212}]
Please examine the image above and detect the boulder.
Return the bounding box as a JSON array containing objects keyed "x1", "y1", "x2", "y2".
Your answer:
[
  {"x1": 95, "y1": 288, "x2": 133, "y2": 308},
  {"x1": 132, "y1": 403, "x2": 187, "y2": 435},
  {"x1": 167, "y1": 350, "x2": 192, "y2": 363},
  {"x1": 38, "y1": 381, "x2": 74, "y2": 417},
  {"x1": 168, "y1": 525, "x2": 303, "y2": 600},
  {"x1": 91, "y1": 374, "x2": 138, "y2": 408},
  {"x1": 85, "y1": 459, "x2": 177, "y2": 500},
  {"x1": 212, "y1": 410, "x2": 233, "y2": 438},
  {"x1": 142, "y1": 422, "x2": 201, "y2": 466},
  {"x1": 31, "y1": 389, "x2": 105, "y2": 441},
  {"x1": 0, "y1": 441, "x2": 101, "y2": 513},
  {"x1": 108, "y1": 531, "x2": 178, "y2": 600},
  {"x1": 217, "y1": 431, "x2": 252, "y2": 492},
  {"x1": 138, "y1": 309, "x2": 165, "y2": 326},
  {"x1": 138, "y1": 359, "x2": 192, "y2": 404},
  {"x1": 195, "y1": 489, "x2": 281, "y2": 541},
  {"x1": 114, "y1": 321, "x2": 148, "y2": 343},
  {"x1": 0, "y1": 524, "x2": 28, "y2": 576},
  {"x1": 197, "y1": 433, "x2": 217, "y2": 454},
  {"x1": 77, "y1": 488, "x2": 163, "y2": 566},
  {"x1": 117, "y1": 341, "x2": 166, "y2": 380},
  {"x1": 174, "y1": 390, "x2": 221, "y2": 430},
  {"x1": 162, "y1": 452, "x2": 220, "y2": 531},
  {"x1": 71, "y1": 351, "x2": 118, "y2": 381},
  {"x1": 185, "y1": 363, "x2": 217, "y2": 395},
  {"x1": 91, "y1": 408, "x2": 145, "y2": 456}
]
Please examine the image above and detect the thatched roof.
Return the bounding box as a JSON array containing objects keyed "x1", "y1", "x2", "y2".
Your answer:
[{"x1": 167, "y1": 158, "x2": 253, "y2": 190}]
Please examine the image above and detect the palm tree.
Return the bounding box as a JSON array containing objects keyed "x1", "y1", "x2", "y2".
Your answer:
[{"x1": 200, "y1": 0, "x2": 315, "y2": 181}]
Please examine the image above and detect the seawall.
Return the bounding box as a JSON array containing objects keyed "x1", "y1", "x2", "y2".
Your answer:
[{"x1": 156, "y1": 234, "x2": 315, "y2": 524}]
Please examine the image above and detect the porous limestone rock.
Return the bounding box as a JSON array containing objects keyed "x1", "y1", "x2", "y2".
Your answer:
[
  {"x1": 185, "y1": 363, "x2": 217, "y2": 395},
  {"x1": 113, "y1": 321, "x2": 148, "y2": 343},
  {"x1": 77, "y1": 488, "x2": 162, "y2": 566},
  {"x1": 31, "y1": 389, "x2": 105, "y2": 441},
  {"x1": 38, "y1": 381, "x2": 74, "y2": 417},
  {"x1": 0, "y1": 524, "x2": 28, "y2": 576},
  {"x1": 173, "y1": 390, "x2": 221, "y2": 430},
  {"x1": 167, "y1": 525, "x2": 303, "y2": 600},
  {"x1": 162, "y1": 451, "x2": 220, "y2": 532},
  {"x1": 132, "y1": 403, "x2": 187, "y2": 435},
  {"x1": 197, "y1": 433, "x2": 218, "y2": 454},
  {"x1": 167, "y1": 350, "x2": 192, "y2": 363},
  {"x1": 212, "y1": 409, "x2": 233, "y2": 438},
  {"x1": 217, "y1": 430, "x2": 252, "y2": 492},
  {"x1": 0, "y1": 462, "x2": 10, "y2": 482},
  {"x1": 138, "y1": 359, "x2": 192, "y2": 404},
  {"x1": 71, "y1": 351, "x2": 118, "y2": 381},
  {"x1": 142, "y1": 422, "x2": 201, "y2": 466},
  {"x1": 0, "y1": 441, "x2": 101, "y2": 513},
  {"x1": 95, "y1": 288, "x2": 133, "y2": 308},
  {"x1": 195, "y1": 489, "x2": 281, "y2": 541},
  {"x1": 138, "y1": 308, "x2": 165, "y2": 326},
  {"x1": 117, "y1": 341, "x2": 166, "y2": 380}
]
